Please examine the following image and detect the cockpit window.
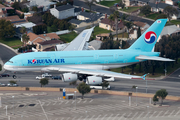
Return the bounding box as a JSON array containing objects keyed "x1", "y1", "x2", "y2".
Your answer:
[{"x1": 8, "y1": 61, "x2": 13, "y2": 63}]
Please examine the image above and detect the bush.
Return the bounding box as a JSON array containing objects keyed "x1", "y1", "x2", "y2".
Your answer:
[{"x1": 0, "y1": 64, "x2": 2, "y2": 71}]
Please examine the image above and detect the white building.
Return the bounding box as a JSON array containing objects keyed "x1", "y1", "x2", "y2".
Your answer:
[{"x1": 50, "y1": 4, "x2": 74, "y2": 20}]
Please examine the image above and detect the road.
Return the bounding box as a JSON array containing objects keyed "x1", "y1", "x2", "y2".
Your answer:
[
  {"x1": 74, "y1": 0, "x2": 154, "y2": 25},
  {"x1": 0, "y1": 70, "x2": 180, "y2": 96}
]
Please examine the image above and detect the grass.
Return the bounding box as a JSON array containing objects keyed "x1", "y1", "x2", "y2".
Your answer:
[
  {"x1": 93, "y1": 26, "x2": 111, "y2": 36},
  {"x1": 122, "y1": 6, "x2": 141, "y2": 13},
  {"x1": 100, "y1": 0, "x2": 120, "y2": 7},
  {"x1": 114, "y1": 32, "x2": 128, "y2": 38},
  {"x1": 146, "y1": 13, "x2": 160, "y2": 20},
  {"x1": 111, "y1": 59, "x2": 180, "y2": 78},
  {"x1": 169, "y1": 20, "x2": 180, "y2": 25},
  {"x1": 59, "y1": 31, "x2": 78, "y2": 43},
  {"x1": 0, "y1": 37, "x2": 22, "y2": 48}
]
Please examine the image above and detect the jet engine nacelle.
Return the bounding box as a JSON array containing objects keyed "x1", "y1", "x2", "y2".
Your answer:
[
  {"x1": 61, "y1": 73, "x2": 78, "y2": 82},
  {"x1": 86, "y1": 76, "x2": 102, "y2": 85}
]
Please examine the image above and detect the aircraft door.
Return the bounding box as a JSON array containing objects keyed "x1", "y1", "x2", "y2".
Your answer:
[{"x1": 114, "y1": 53, "x2": 118, "y2": 59}]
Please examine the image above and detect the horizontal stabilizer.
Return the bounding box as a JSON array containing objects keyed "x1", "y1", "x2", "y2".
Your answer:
[{"x1": 136, "y1": 55, "x2": 174, "y2": 61}]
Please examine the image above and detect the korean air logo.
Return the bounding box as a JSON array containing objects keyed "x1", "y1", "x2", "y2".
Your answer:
[
  {"x1": 93, "y1": 80, "x2": 95, "y2": 83},
  {"x1": 32, "y1": 59, "x2": 37, "y2": 64},
  {"x1": 157, "y1": 20, "x2": 161, "y2": 23},
  {"x1": 144, "y1": 31, "x2": 157, "y2": 44}
]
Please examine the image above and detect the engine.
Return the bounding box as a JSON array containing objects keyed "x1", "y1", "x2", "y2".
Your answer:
[
  {"x1": 86, "y1": 76, "x2": 103, "y2": 85},
  {"x1": 61, "y1": 73, "x2": 78, "y2": 82}
]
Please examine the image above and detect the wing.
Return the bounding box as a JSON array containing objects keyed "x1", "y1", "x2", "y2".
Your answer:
[
  {"x1": 136, "y1": 55, "x2": 174, "y2": 61},
  {"x1": 63, "y1": 27, "x2": 95, "y2": 51},
  {"x1": 41, "y1": 67, "x2": 142, "y2": 80}
]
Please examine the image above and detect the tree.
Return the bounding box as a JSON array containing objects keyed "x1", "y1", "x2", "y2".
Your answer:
[
  {"x1": 32, "y1": 6, "x2": 38, "y2": 12},
  {"x1": 39, "y1": 78, "x2": 49, "y2": 87},
  {"x1": 113, "y1": 11, "x2": 120, "y2": 40},
  {"x1": 155, "y1": 14, "x2": 167, "y2": 20},
  {"x1": 155, "y1": 89, "x2": 168, "y2": 106},
  {"x1": 9, "y1": 80, "x2": 17, "y2": 84},
  {"x1": 164, "y1": 6, "x2": 178, "y2": 21},
  {"x1": 0, "y1": 19, "x2": 15, "y2": 38},
  {"x1": 108, "y1": 14, "x2": 114, "y2": 33},
  {"x1": 85, "y1": 0, "x2": 95, "y2": 12},
  {"x1": 137, "y1": 26, "x2": 141, "y2": 39},
  {"x1": 119, "y1": 0, "x2": 125, "y2": 10},
  {"x1": 22, "y1": 34, "x2": 29, "y2": 46},
  {"x1": 22, "y1": 7, "x2": 29, "y2": 12},
  {"x1": 124, "y1": 21, "x2": 132, "y2": 38},
  {"x1": 153, "y1": 95, "x2": 159, "y2": 105},
  {"x1": 20, "y1": 26, "x2": 26, "y2": 34},
  {"x1": 33, "y1": 24, "x2": 47, "y2": 34},
  {"x1": 100, "y1": 81, "x2": 109, "y2": 89},
  {"x1": 131, "y1": 85, "x2": 137, "y2": 92},
  {"x1": 77, "y1": 82, "x2": 91, "y2": 99},
  {"x1": 11, "y1": 2, "x2": 20, "y2": 10},
  {"x1": 140, "y1": 5, "x2": 151, "y2": 16}
]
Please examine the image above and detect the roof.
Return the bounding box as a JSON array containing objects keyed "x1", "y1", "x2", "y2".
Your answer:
[
  {"x1": 0, "y1": 15, "x2": 27, "y2": 25},
  {"x1": 89, "y1": 40, "x2": 102, "y2": 50},
  {"x1": 16, "y1": 22, "x2": 36, "y2": 28},
  {"x1": 149, "y1": 2, "x2": 172, "y2": 9},
  {"x1": 69, "y1": 19, "x2": 82, "y2": 25},
  {"x1": 137, "y1": 0, "x2": 149, "y2": 3},
  {"x1": 74, "y1": 7, "x2": 81, "y2": 13},
  {"x1": 0, "y1": 4, "x2": 5, "y2": 8},
  {"x1": 133, "y1": 21, "x2": 146, "y2": 27},
  {"x1": 100, "y1": 18, "x2": 125, "y2": 29},
  {"x1": 161, "y1": 25, "x2": 180, "y2": 36},
  {"x1": 28, "y1": 32, "x2": 40, "y2": 42},
  {"x1": 38, "y1": 33, "x2": 60, "y2": 40},
  {"x1": 78, "y1": 12, "x2": 103, "y2": 21},
  {"x1": 55, "y1": 5, "x2": 74, "y2": 11},
  {"x1": 37, "y1": 40, "x2": 63, "y2": 45}
]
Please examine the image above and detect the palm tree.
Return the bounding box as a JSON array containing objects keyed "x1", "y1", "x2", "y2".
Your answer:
[
  {"x1": 113, "y1": 11, "x2": 120, "y2": 40},
  {"x1": 22, "y1": 34, "x2": 30, "y2": 47},
  {"x1": 108, "y1": 14, "x2": 114, "y2": 34},
  {"x1": 124, "y1": 21, "x2": 132, "y2": 38}
]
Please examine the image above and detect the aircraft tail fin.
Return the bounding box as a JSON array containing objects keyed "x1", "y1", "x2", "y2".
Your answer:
[{"x1": 128, "y1": 19, "x2": 167, "y2": 52}]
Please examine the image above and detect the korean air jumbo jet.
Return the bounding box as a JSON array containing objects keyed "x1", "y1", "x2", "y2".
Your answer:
[{"x1": 4, "y1": 19, "x2": 174, "y2": 85}]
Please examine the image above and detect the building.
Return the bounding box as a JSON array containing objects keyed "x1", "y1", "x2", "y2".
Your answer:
[
  {"x1": 157, "y1": 25, "x2": 180, "y2": 42},
  {"x1": 133, "y1": 21, "x2": 149, "y2": 32},
  {"x1": 0, "y1": 4, "x2": 7, "y2": 18},
  {"x1": 165, "y1": 0, "x2": 179, "y2": 5},
  {"x1": 99, "y1": 17, "x2": 125, "y2": 31},
  {"x1": 27, "y1": 32, "x2": 60, "y2": 45},
  {"x1": 0, "y1": 15, "x2": 27, "y2": 25},
  {"x1": 50, "y1": 4, "x2": 74, "y2": 19},
  {"x1": 69, "y1": 12, "x2": 103, "y2": 28},
  {"x1": 36, "y1": 40, "x2": 63, "y2": 51}
]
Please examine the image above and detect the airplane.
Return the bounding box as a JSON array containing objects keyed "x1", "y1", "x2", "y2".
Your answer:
[{"x1": 4, "y1": 19, "x2": 174, "y2": 85}]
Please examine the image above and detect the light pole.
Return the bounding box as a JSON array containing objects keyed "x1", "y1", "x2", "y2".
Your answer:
[
  {"x1": 74, "y1": 91, "x2": 76, "y2": 110},
  {"x1": 147, "y1": 106, "x2": 149, "y2": 120},
  {"x1": 12, "y1": 96, "x2": 14, "y2": 115},
  {"x1": 164, "y1": 55, "x2": 167, "y2": 76},
  {"x1": 146, "y1": 73, "x2": 149, "y2": 93},
  {"x1": 136, "y1": 87, "x2": 138, "y2": 106}
]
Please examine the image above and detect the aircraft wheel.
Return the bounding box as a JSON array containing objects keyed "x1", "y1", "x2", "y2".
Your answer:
[{"x1": 13, "y1": 75, "x2": 17, "y2": 79}]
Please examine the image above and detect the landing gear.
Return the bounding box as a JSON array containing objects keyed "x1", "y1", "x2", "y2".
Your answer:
[
  {"x1": 78, "y1": 74, "x2": 87, "y2": 82},
  {"x1": 13, "y1": 75, "x2": 17, "y2": 79}
]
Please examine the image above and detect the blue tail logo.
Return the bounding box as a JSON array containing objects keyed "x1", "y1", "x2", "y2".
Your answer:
[{"x1": 144, "y1": 31, "x2": 157, "y2": 44}]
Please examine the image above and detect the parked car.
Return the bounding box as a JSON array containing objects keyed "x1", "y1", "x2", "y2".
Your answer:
[
  {"x1": 0, "y1": 83, "x2": 6, "y2": 86},
  {"x1": 7, "y1": 83, "x2": 18, "y2": 87},
  {"x1": 36, "y1": 76, "x2": 45, "y2": 80},
  {"x1": 42, "y1": 73, "x2": 52, "y2": 77},
  {"x1": 0, "y1": 73, "x2": 10, "y2": 77},
  {"x1": 52, "y1": 76, "x2": 61, "y2": 80}
]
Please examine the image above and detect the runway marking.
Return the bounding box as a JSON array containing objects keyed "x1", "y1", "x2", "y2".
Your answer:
[
  {"x1": 137, "y1": 112, "x2": 144, "y2": 119},
  {"x1": 156, "y1": 111, "x2": 163, "y2": 118},
  {"x1": 119, "y1": 113, "x2": 126, "y2": 120},
  {"x1": 125, "y1": 113, "x2": 132, "y2": 120},
  {"x1": 45, "y1": 102, "x2": 51, "y2": 106},
  {"x1": 113, "y1": 114, "x2": 119, "y2": 120},
  {"x1": 107, "y1": 114, "x2": 113, "y2": 120},
  {"x1": 162, "y1": 110, "x2": 169, "y2": 117},
  {"x1": 174, "y1": 110, "x2": 180, "y2": 116},
  {"x1": 131, "y1": 112, "x2": 138, "y2": 119},
  {"x1": 149, "y1": 111, "x2": 157, "y2": 118},
  {"x1": 83, "y1": 115, "x2": 89, "y2": 120},
  {"x1": 59, "y1": 101, "x2": 63, "y2": 105},
  {"x1": 65, "y1": 101, "x2": 69, "y2": 104},
  {"x1": 77, "y1": 99, "x2": 82, "y2": 103},
  {"x1": 168, "y1": 110, "x2": 175, "y2": 117},
  {"x1": 89, "y1": 99, "x2": 93, "y2": 103},
  {"x1": 95, "y1": 115, "x2": 101, "y2": 120},
  {"x1": 143, "y1": 112, "x2": 150, "y2": 118},
  {"x1": 53, "y1": 101, "x2": 57, "y2": 105},
  {"x1": 72, "y1": 101, "x2": 75, "y2": 104},
  {"x1": 83, "y1": 100, "x2": 87, "y2": 103},
  {"x1": 101, "y1": 114, "x2": 108, "y2": 120},
  {"x1": 89, "y1": 115, "x2": 95, "y2": 120}
]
